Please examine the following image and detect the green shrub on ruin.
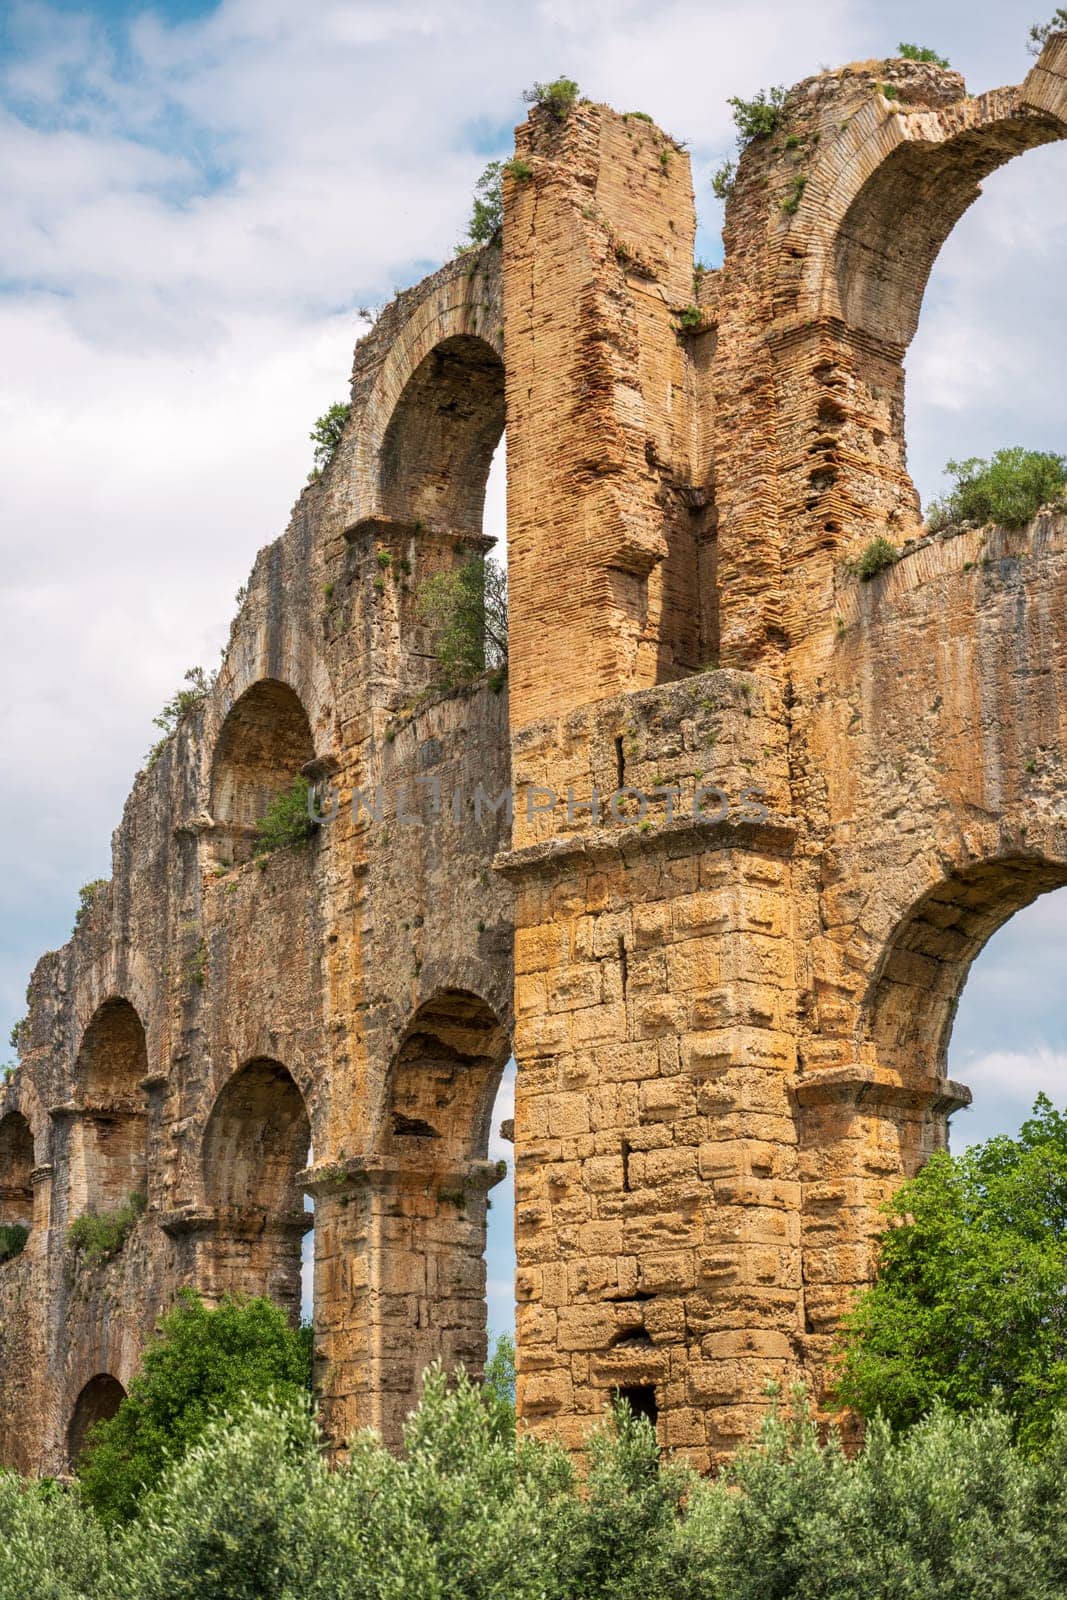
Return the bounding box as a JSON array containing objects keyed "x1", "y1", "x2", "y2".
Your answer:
[
  {"x1": 253, "y1": 775, "x2": 317, "y2": 857},
  {"x1": 523, "y1": 77, "x2": 579, "y2": 122},
  {"x1": 926, "y1": 446, "x2": 1067, "y2": 532},
  {"x1": 898, "y1": 42, "x2": 950, "y2": 66},
  {"x1": 67, "y1": 1190, "x2": 146, "y2": 1267},
  {"x1": 309, "y1": 400, "x2": 350, "y2": 472},
  {"x1": 416, "y1": 555, "x2": 508, "y2": 689},
  {"x1": 849, "y1": 536, "x2": 900, "y2": 580},
  {"x1": 0, "y1": 1222, "x2": 28, "y2": 1263},
  {"x1": 727, "y1": 84, "x2": 787, "y2": 143}
]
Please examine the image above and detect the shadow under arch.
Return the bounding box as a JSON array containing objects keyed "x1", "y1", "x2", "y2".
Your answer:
[
  {"x1": 379, "y1": 334, "x2": 505, "y2": 535},
  {"x1": 67, "y1": 1373, "x2": 126, "y2": 1468},
  {"x1": 209, "y1": 678, "x2": 316, "y2": 865},
  {"x1": 388, "y1": 986, "x2": 511, "y2": 1162},
  {"x1": 73, "y1": 997, "x2": 149, "y2": 1215},
  {"x1": 200, "y1": 1057, "x2": 312, "y2": 1322},
  {"x1": 0, "y1": 1110, "x2": 33, "y2": 1235}
]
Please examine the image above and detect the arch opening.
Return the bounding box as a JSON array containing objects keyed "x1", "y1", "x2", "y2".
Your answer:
[
  {"x1": 378, "y1": 991, "x2": 512, "y2": 1407},
  {"x1": 210, "y1": 679, "x2": 315, "y2": 865},
  {"x1": 202, "y1": 1058, "x2": 312, "y2": 1322},
  {"x1": 74, "y1": 998, "x2": 149, "y2": 1216},
  {"x1": 67, "y1": 1374, "x2": 126, "y2": 1468},
  {"x1": 835, "y1": 119, "x2": 1064, "y2": 353},
  {"x1": 865, "y1": 857, "x2": 1067, "y2": 1084},
  {"x1": 0, "y1": 1111, "x2": 33, "y2": 1253},
  {"x1": 389, "y1": 989, "x2": 510, "y2": 1164},
  {"x1": 379, "y1": 334, "x2": 505, "y2": 534}
]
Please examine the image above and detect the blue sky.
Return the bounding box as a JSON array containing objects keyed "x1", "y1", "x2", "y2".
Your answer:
[{"x1": 1, "y1": 0, "x2": 1065, "y2": 1342}]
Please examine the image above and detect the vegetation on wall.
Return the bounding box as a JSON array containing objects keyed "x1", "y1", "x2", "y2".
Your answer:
[
  {"x1": 898, "y1": 42, "x2": 950, "y2": 66},
  {"x1": 847, "y1": 535, "x2": 899, "y2": 581},
  {"x1": 75, "y1": 1292, "x2": 312, "y2": 1526},
  {"x1": 836, "y1": 1095, "x2": 1067, "y2": 1453},
  {"x1": 926, "y1": 447, "x2": 1067, "y2": 532},
  {"x1": 416, "y1": 555, "x2": 508, "y2": 690},
  {"x1": 728, "y1": 85, "x2": 787, "y2": 144},
  {"x1": 0, "y1": 1222, "x2": 28, "y2": 1264},
  {"x1": 253, "y1": 775, "x2": 318, "y2": 858},
  {"x1": 309, "y1": 401, "x2": 350, "y2": 475},
  {"x1": 1030, "y1": 8, "x2": 1067, "y2": 53},
  {"x1": 74, "y1": 879, "x2": 108, "y2": 930},
  {"x1": 146, "y1": 667, "x2": 215, "y2": 768},
  {"x1": 523, "y1": 76, "x2": 579, "y2": 122},
  {"x1": 67, "y1": 1191, "x2": 146, "y2": 1269}
]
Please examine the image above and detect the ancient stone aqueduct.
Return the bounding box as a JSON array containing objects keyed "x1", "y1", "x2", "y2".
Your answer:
[{"x1": 2, "y1": 41, "x2": 1066, "y2": 1476}]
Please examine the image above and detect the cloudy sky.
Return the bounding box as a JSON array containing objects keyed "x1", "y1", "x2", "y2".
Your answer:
[{"x1": 1, "y1": 0, "x2": 1065, "y2": 1338}]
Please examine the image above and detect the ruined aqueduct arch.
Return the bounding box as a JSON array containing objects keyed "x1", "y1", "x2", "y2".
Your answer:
[{"x1": 1, "y1": 38, "x2": 1066, "y2": 1474}]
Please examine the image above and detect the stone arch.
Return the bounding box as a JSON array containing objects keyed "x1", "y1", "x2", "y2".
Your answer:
[
  {"x1": 67, "y1": 1373, "x2": 126, "y2": 1467},
  {"x1": 203, "y1": 1057, "x2": 311, "y2": 1213},
  {"x1": 791, "y1": 42, "x2": 1067, "y2": 350},
  {"x1": 863, "y1": 855, "x2": 1067, "y2": 1083},
  {"x1": 0, "y1": 1111, "x2": 33, "y2": 1234},
  {"x1": 379, "y1": 334, "x2": 505, "y2": 534},
  {"x1": 201, "y1": 1058, "x2": 312, "y2": 1320},
  {"x1": 352, "y1": 246, "x2": 504, "y2": 532},
  {"x1": 387, "y1": 988, "x2": 511, "y2": 1163},
  {"x1": 209, "y1": 678, "x2": 316, "y2": 864},
  {"x1": 74, "y1": 997, "x2": 149, "y2": 1214}
]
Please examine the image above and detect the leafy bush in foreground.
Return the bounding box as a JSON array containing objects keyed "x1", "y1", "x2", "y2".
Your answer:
[
  {"x1": 836, "y1": 1095, "x2": 1067, "y2": 1452},
  {"x1": 77, "y1": 1292, "x2": 311, "y2": 1525},
  {"x1": 926, "y1": 446, "x2": 1067, "y2": 531},
  {"x1": 20, "y1": 1384, "x2": 1052, "y2": 1600}
]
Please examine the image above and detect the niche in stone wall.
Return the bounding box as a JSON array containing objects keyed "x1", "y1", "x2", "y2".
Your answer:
[
  {"x1": 202, "y1": 1058, "x2": 312, "y2": 1321},
  {"x1": 210, "y1": 679, "x2": 316, "y2": 865},
  {"x1": 73, "y1": 998, "x2": 149, "y2": 1217},
  {"x1": 0, "y1": 1111, "x2": 34, "y2": 1244}
]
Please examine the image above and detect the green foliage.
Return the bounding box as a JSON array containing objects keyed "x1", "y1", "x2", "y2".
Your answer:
[
  {"x1": 309, "y1": 401, "x2": 350, "y2": 471},
  {"x1": 75, "y1": 879, "x2": 108, "y2": 929},
  {"x1": 253, "y1": 775, "x2": 317, "y2": 858},
  {"x1": 728, "y1": 84, "x2": 787, "y2": 143},
  {"x1": 898, "y1": 41, "x2": 950, "y2": 65},
  {"x1": 462, "y1": 158, "x2": 531, "y2": 250},
  {"x1": 927, "y1": 446, "x2": 1067, "y2": 531},
  {"x1": 0, "y1": 1222, "x2": 28, "y2": 1263},
  {"x1": 678, "y1": 305, "x2": 703, "y2": 329},
  {"x1": 711, "y1": 158, "x2": 736, "y2": 200},
  {"x1": 0, "y1": 1469, "x2": 107, "y2": 1600},
  {"x1": 77, "y1": 1291, "x2": 312, "y2": 1526},
  {"x1": 523, "y1": 76, "x2": 579, "y2": 121},
  {"x1": 465, "y1": 159, "x2": 505, "y2": 246},
  {"x1": 849, "y1": 536, "x2": 900, "y2": 580},
  {"x1": 147, "y1": 667, "x2": 214, "y2": 768},
  {"x1": 8, "y1": 1016, "x2": 28, "y2": 1053},
  {"x1": 12, "y1": 1379, "x2": 1066, "y2": 1598},
  {"x1": 1029, "y1": 8, "x2": 1067, "y2": 53},
  {"x1": 836, "y1": 1095, "x2": 1067, "y2": 1451},
  {"x1": 68, "y1": 1191, "x2": 146, "y2": 1268},
  {"x1": 483, "y1": 1332, "x2": 516, "y2": 1407},
  {"x1": 781, "y1": 174, "x2": 806, "y2": 215},
  {"x1": 416, "y1": 556, "x2": 508, "y2": 689}
]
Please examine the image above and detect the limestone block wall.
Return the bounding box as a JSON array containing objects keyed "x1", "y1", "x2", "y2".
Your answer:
[{"x1": 1, "y1": 36, "x2": 1066, "y2": 1476}]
